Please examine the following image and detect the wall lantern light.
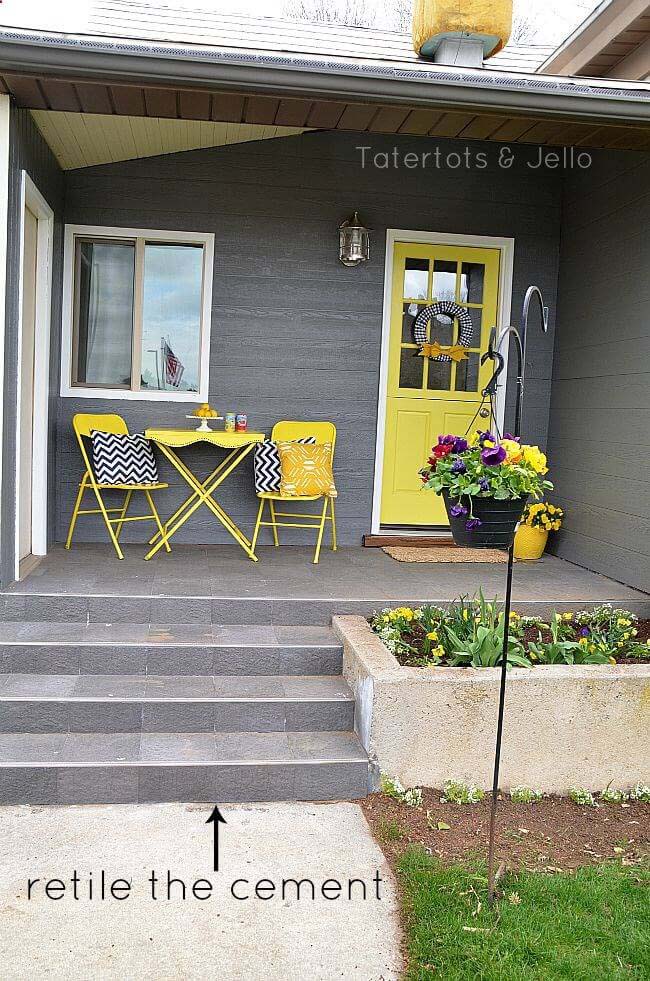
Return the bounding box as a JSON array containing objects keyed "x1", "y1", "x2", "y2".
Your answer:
[{"x1": 339, "y1": 212, "x2": 370, "y2": 266}]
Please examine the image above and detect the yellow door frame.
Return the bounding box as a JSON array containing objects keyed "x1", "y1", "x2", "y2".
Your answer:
[{"x1": 371, "y1": 230, "x2": 515, "y2": 535}]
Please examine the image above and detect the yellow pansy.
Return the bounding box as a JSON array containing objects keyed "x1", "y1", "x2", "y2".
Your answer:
[
  {"x1": 522, "y1": 445, "x2": 548, "y2": 474},
  {"x1": 426, "y1": 631, "x2": 439, "y2": 641},
  {"x1": 501, "y1": 438, "x2": 523, "y2": 463},
  {"x1": 389, "y1": 607, "x2": 414, "y2": 622},
  {"x1": 617, "y1": 618, "x2": 631, "y2": 627},
  {"x1": 578, "y1": 637, "x2": 589, "y2": 647}
]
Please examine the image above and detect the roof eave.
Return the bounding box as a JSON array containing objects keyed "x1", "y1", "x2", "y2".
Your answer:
[
  {"x1": 1, "y1": 33, "x2": 650, "y2": 127},
  {"x1": 539, "y1": 0, "x2": 648, "y2": 77}
]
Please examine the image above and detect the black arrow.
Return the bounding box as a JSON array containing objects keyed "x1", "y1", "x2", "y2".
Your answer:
[{"x1": 205, "y1": 805, "x2": 227, "y2": 872}]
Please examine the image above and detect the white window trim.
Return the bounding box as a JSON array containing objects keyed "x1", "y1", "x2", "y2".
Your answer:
[
  {"x1": 61, "y1": 224, "x2": 214, "y2": 402},
  {"x1": 0, "y1": 96, "x2": 9, "y2": 578},
  {"x1": 371, "y1": 229, "x2": 515, "y2": 536},
  {"x1": 15, "y1": 172, "x2": 55, "y2": 580}
]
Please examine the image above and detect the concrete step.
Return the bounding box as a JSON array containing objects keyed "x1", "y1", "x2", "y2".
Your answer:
[
  {"x1": 0, "y1": 624, "x2": 342, "y2": 676},
  {"x1": 4, "y1": 588, "x2": 649, "y2": 623},
  {"x1": 0, "y1": 674, "x2": 355, "y2": 733},
  {"x1": 0, "y1": 731, "x2": 369, "y2": 803},
  {"x1": 0, "y1": 591, "x2": 374, "y2": 625}
]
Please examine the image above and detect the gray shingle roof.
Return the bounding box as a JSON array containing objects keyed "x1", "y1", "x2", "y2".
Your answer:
[{"x1": 88, "y1": 2, "x2": 554, "y2": 76}]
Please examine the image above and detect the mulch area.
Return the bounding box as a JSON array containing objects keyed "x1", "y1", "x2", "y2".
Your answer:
[
  {"x1": 361, "y1": 790, "x2": 650, "y2": 872},
  {"x1": 388, "y1": 618, "x2": 650, "y2": 667}
]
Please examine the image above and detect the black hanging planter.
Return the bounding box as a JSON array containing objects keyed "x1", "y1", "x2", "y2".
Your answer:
[{"x1": 442, "y1": 489, "x2": 528, "y2": 548}]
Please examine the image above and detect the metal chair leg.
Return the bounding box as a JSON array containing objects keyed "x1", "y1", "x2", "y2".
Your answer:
[
  {"x1": 65, "y1": 475, "x2": 87, "y2": 550},
  {"x1": 313, "y1": 498, "x2": 329, "y2": 564},
  {"x1": 91, "y1": 485, "x2": 125, "y2": 560},
  {"x1": 330, "y1": 497, "x2": 337, "y2": 552},
  {"x1": 251, "y1": 497, "x2": 265, "y2": 554},
  {"x1": 144, "y1": 489, "x2": 171, "y2": 553},
  {"x1": 268, "y1": 500, "x2": 280, "y2": 546},
  {"x1": 114, "y1": 490, "x2": 133, "y2": 541}
]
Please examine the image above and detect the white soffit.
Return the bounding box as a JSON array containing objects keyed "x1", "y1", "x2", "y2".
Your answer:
[{"x1": 30, "y1": 110, "x2": 309, "y2": 169}]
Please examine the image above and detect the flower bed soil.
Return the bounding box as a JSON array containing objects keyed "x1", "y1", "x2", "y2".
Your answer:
[
  {"x1": 382, "y1": 618, "x2": 650, "y2": 668},
  {"x1": 361, "y1": 790, "x2": 650, "y2": 872}
]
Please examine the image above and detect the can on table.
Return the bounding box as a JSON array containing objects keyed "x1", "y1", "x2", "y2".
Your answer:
[
  {"x1": 235, "y1": 413, "x2": 248, "y2": 432},
  {"x1": 224, "y1": 412, "x2": 236, "y2": 432}
]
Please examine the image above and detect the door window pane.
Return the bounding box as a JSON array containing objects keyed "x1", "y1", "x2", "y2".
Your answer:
[
  {"x1": 399, "y1": 348, "x2": 423, "y2": 389},
  {"x1": 456, "y1": 306, "x2": 481, "y2": 346},
  {"x1": 74, "y1": 240, "x2": 134, "y2": 387},
  {"x1": 403, "y1": 258, "x2": 429, "y2": 299},
  {"x1": 455, "y1": 353, "x2": 480, "y2": 392},
  {"x1": 141, "y1": 244, "x2": 203, "y2": 393},
  {"x1": 459, "y1": 262, "x2": 484, "y2": 304},
  {"x1": 402, "y1": 303, "x2": 423, "y2": 342},
  {"x1": 432, "y1": 260, "x2": 457, "y2": 302},
  {"x1": 429, "y1": 312, "x2": 454, "y2": 346},
  {"x1": 427, "y1": 359, "x2": 452, "y2": 391}
]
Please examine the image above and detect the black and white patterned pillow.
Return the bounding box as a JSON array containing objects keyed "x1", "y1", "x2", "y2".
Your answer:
[
  {"x1": 254, "y1": 437, "x2": 316, "y2": 493},
  {"x1": 91, "y1": 431, "x2": 159, "y2": 485}
]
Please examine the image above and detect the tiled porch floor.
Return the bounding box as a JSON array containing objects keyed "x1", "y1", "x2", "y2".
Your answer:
[{"x1": 5, "y1": 544, "x2": 648, "y2": 614}]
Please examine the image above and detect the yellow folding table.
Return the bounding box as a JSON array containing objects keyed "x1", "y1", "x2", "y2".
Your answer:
[{"x1": 144, "y1": 429, "x2": 265, "y2": 561}]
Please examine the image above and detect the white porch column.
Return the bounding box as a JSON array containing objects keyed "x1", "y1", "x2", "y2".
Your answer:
[{"x1": 0, "y1": 94, "x2": 10, "y2": 574}]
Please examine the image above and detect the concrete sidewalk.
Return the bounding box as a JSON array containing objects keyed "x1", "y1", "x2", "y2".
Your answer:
[{"x1": 0, "y1": 801, "x2": 402, "y2": 980}]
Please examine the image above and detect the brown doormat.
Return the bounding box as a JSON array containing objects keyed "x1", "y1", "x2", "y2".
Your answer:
[{"x1": 383, "y1": 545, "x2": 507, "y2": 563}]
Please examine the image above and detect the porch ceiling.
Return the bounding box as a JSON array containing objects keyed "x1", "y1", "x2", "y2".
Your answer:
[
  {"x1": 30, "y1": 110, "x2": 308, "y2": 170},
  {"x1": 2, "y1": 73, "x2": 649, "y2": 153}
]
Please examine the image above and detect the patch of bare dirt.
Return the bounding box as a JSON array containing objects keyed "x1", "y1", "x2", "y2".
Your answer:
[{"x1": 361, "y1": 790, "x2": 650, "y2": 872}]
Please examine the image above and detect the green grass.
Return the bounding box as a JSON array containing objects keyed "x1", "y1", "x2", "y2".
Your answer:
[
  {"x1": 398, "y1": 847, "x2": 650, "y2": 980},
  {"x1": 376, "y1": 817, "x2": 406, "y2": 843}
]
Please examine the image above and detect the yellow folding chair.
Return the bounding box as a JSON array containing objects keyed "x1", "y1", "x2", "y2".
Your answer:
[
  {"x1": 251, "y1": 421, "x2": 337, "y2": 564},
  {"x1": 65, "y1": 413, "x2": 170, "y2": 560}
]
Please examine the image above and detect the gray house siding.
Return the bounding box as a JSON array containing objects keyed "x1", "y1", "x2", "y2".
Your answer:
[
  {"x1": 59, "y1": 130, "x2": 561, "y2": 546},
  {"x1": 547, "y1": 149, "x2": 650, "y2": 592},
  {"x1": 2, "y1": 105, "x2": 64, "y2": 585}
]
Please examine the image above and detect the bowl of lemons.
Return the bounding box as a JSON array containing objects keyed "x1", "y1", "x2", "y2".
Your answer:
[{"x1": 187, "y1": 404, "x2": 223, "y2": 432}]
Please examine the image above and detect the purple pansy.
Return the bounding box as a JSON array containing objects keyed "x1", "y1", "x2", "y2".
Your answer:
[
  {"x1": 465, "y1": 517, "x2": 483, "y2": 531},
  {"x1": 579, "y1": 626, "x2": 590, "y2": 637},
  {"x1": 438, "y1": 434, "x2": 469, "y2": 454},
  {"x1": 478, "y1": 431, "x2": 496, "y2": 445},
  {"x1": 450, "y1": 502, "x2": 468, "y2": 517},
  {"x1": 479, "y1": 477, "x2": 490, "y2": 492},
  {"x1": 451, "y1": 458, "x2": 467, "y2": 474},
  {"x1": 503, "y1": 433, "x2": 520, "y2": 443},
  {"x1": 480, "y1": 444, "x2": 507, "y2": 466}
]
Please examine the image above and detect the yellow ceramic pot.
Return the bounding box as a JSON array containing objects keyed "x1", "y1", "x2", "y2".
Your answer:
[{"x1": 514, "y1": 524, "x2": 548, "y2": 560}]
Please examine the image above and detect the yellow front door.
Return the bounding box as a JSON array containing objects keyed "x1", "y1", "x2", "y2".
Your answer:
[{"x1": 380, "y1": 241, "x2": 502, "y2": 528}]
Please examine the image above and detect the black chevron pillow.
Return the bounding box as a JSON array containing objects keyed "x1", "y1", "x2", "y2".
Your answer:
[
  {"x1": 254, "y1": 437, "x2": 316, "y2": 494},
  {"x1": 91, "y1": 431, "x2": 159, "y2": 485}
]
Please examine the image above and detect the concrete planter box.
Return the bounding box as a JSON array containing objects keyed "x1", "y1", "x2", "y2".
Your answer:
[{"x1": 333, "y1": 616, "x2": 650, "y2": 794}]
